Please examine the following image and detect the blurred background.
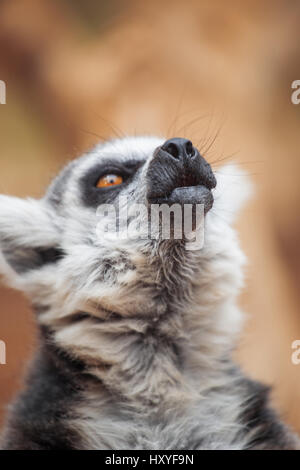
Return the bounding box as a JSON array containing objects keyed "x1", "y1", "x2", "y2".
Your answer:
[{"x1": 1, "y1": 0, "x2": 300, "y2": 433}]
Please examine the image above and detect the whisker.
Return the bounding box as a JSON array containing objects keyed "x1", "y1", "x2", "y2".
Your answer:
[
  {"x1": 173, "y1": 113, "x2": 212, "y2": 137},
  {"x1": 201, "y1": 126, "x2": 222, "y2": 157},
  {"x1": 209, "y1": 150, "x2": 240, "y2": 166},
  {"x1": 166, "y1": 88, "x2": 187, "y2": 137},
  {"x1": 77, "y1": 127, "x2": 107, "y2": 142},
  {"x1": 92, "y1": 112, "x2": 125, "y2": 139}
]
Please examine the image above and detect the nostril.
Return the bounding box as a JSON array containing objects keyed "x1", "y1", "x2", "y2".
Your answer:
[
  {"x1": 163, "y1": 142, "x2": 180, "y2": 159},
  {"x1": 161, "y1": 138, "x2": 196, "y2": 160},
  {"x1": 185, "y1": 140, "x2": 194, "y2": 157}
]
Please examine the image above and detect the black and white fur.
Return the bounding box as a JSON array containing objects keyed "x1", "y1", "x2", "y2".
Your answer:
[{"x1": 0, "y1": 136, "x2": 299, "y2": 450}]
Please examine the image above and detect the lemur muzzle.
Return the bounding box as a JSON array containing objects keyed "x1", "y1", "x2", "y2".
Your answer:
[{"x1": 146, "y1": 137, "x2": 216, "y2": 213}]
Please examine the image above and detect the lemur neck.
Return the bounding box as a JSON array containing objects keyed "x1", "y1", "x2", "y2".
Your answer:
[
  {"x1": 41, "y1": 238, "x2": 243, "y2": 405},
  {"x1": 43, "y1": 292, "x2": 236, "y2": 409}
]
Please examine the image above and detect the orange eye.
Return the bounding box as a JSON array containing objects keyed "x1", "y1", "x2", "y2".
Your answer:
[{"x1": 96, "y1": 174, "x2": 123, "y2": 188}]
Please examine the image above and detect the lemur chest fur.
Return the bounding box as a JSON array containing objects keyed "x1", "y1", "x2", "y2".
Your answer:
[{"x1": 70, "y1": 365, "x2": 248, "y2": 450}]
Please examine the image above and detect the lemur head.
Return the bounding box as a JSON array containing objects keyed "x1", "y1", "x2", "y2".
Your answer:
[{"x1": 0, "y1": 136, "x2": 251, "y2": 348}]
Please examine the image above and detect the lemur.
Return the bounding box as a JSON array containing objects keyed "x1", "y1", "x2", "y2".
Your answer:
[{"x1": 0, "y1": 136, "x2": 299, "y2": 450}]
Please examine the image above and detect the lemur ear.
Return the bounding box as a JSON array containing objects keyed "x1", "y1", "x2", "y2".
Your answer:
[
  {"x1": 0, "y1": 195, "x2": 61, "y2": 287},
  {"x1": 212, "y1": 163, "x2": 254, "y2": 223}
]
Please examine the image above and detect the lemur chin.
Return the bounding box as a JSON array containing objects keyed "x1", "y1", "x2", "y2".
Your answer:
[{"x1": 0, "y1": 136, "x2": 299, "y2": 450}]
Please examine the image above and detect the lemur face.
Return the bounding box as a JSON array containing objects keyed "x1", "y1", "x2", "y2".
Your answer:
[
  {"x1": 47, "y1": 135, "x2": 216, "y2": 232},
  {"x1": 0, "y1": 136, "x2": 250, "y2": 327}
]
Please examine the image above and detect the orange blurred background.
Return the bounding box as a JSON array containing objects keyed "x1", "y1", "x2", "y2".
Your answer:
[{"x1": 1, "y1": 0, "x2": 300, "y2": 434}]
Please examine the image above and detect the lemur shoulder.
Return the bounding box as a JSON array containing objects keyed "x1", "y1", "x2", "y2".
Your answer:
[{"x1": 0, "y1": 136, "x2": 299, "y2": 450}]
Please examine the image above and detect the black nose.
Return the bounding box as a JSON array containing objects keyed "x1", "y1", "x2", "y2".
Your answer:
[
  {"x1": 147, "y1": 136, "x2": 217, "y2": 207},
  {"x1": 161, "y1": 138, "x2": 196, "y2": 160}
]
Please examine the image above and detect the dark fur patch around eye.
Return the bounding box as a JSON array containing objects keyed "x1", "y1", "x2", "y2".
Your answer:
[
  {"x1": 80, "y1": 159, "x2": 144, "y2": 207},
  {"x1": 3, "y1": 246, "x2": 65, "y2": 274}
]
